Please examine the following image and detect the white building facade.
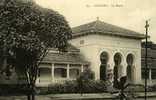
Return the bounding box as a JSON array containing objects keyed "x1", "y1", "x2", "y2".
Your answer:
[{"x1": 69, "y1": 19, "x2": 145, "y2": 84}]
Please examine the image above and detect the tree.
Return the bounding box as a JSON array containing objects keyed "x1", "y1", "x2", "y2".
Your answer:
[
  {"x1": 77, "y1": 67, "x2": 95, "y2": 95},
  {"x1": 0, "y1": 0, "x2": 72, "y2": 100}
]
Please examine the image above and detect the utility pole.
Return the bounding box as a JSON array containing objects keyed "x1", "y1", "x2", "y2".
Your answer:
[{"x1": 145, "y1": 20, "x2": 149, "y2": 100}]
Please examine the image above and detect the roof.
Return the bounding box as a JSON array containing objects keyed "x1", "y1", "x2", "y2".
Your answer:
[
  {"x1": 72, "y1": 20, "x2": 145, "y2": 39},
  {"x1": 48, "y1": 43, "x2": 80, "y2": 52},
  {"x1": 42, "y1": 52, "x2": 89, "y2": 65}
]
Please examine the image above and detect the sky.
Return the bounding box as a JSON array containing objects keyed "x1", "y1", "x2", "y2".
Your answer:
[{"x1": 34, "y1": 0, "x2": 156, "y2": 43}]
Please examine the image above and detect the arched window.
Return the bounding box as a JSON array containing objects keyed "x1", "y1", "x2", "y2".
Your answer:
[
  {"x1": 113, "y1": 53, "x2": 122, "y2": 80},
  {"x1": 100, "y1": 52, "x2": 109, "y2": 81},
  {"x1": 126, "y1": 54, "x2": 135, "y2": 82}
]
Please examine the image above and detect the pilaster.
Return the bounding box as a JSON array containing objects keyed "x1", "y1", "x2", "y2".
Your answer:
[
  {"x1": 67, "y1": 64, "x2": 70, "y2": 79},
  {"x1": 51, "y1": 63, "x2": 54, "y2": 82}
]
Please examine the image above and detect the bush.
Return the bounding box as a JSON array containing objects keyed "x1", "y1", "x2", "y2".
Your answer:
[
  {"x1": 81, "y1": 80, "x2": 107, "y2": 93},
  {"x1": 63, "y1": 80, "x2": 78, "y2": 93},
  {"x1": 148, "y1": 84, "x2": 156, "y2": 92},
  {"x1": 37, "y1": 80, "x2": 108, "y2": 94},
  {"x1": 124, "y1": 84, "x2": 145, "y2": 92},
  {"x1": 80, "y1": 67, "x2": 95, "y2": 80},
  {"x1": 76, "y1": 67, "x2": 106, "y2": 93},
  {"x1": 37, "y1": 68, "x2": 108, "y2": 94},
  {"x1": 47, "y1": 80, "x2": 78, "y2": 94},
  {"x1": 0, "y1": 84, "x2": 31, "y2": 95},
  {"x1": 36, "y1": 87, "x2": 49, "y2": 95}
]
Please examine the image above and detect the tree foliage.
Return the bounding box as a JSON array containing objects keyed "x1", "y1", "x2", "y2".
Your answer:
[{"x1": 0, "y1": 0, "x2": 72, "y2": 86}]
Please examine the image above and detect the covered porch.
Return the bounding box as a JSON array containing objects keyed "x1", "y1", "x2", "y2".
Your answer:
[
  {"x1": 36, "y1": 48, "x2": 89, "y2": 86},
  {"x1": 36, "y1": 63, "x2": 88, "y2": 86}
]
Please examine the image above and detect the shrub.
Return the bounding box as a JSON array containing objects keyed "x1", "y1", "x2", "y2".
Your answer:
[
  {"x1": 46, "y1": 80, "x2": 78, "y2": 94},
  {"x1": 80, "y1": 67, "x2": 95, "y2": 80},
  {"x1": 63, "y1": 80, "x2": 78, "y2": 93},
  {"x1": 82, "y1": 80, "x2": 107, "y2": 93},
  {"x1": 36, "y1": 87, "x2": 49, "y2": 95},
  {"x1": 37, "y1": 68, "x2": 108, "y2": 94},
  {"x1": 148, "y1": 84, "x2": 156, "y2": 92},
  {"x1": 124, "y1": 84, "x2": 145, "y2": 92},
  {"x1": 37, "y1": 80, "x2": 108, "y2": 94},
  {"x1": 0, "y1": 84, "x2": 31, "y2": 95}
]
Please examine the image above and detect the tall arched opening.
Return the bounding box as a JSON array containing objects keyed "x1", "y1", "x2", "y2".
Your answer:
[
  {"x1": 113, "y1": 53, "x2": 122, "y2": 81},
  {"x1": 126, "y1": 53, "x2": 134, "y2": 82},
  {"x1": 100, "y1": 52, "x2": 109, "y2": 81}
]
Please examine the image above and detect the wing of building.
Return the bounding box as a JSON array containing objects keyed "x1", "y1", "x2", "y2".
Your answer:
[
  {"x1": 36, "y1": 44, "x2": 89, "y2": 86},
  {"x1": 141, "y1": 41, "x2": 156, "y2": 85}
]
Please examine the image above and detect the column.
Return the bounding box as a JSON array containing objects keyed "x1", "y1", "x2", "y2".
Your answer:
[
  {"x1": 122, "y1": 57, "x2": 127, "y2": 77},
  {"x1": 51, "y1": 63, "x2": 54, "y2": 82},
  {"x1": 107, "y1": 54, "x2": 114, "y2": 83},
  {"x1": 36, "y1": 75, "x2": 40, "y2": 84},
  {"x1": 108, "y1": 53, "x2": 115, "y2": 70},
  {"x1": 149, "y1": 68, "x2": 152, "y2": 84},
  {"x1": 81, "y1": 64, "x2": 84, "y2": 72},
  {"x1": 67, "y1": 64, "x2": 70, "y2": 79}
]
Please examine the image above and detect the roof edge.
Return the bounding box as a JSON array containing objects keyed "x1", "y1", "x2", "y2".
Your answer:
[{"x1": 71, "y1": 32, "x2": 146, "y2": 40}]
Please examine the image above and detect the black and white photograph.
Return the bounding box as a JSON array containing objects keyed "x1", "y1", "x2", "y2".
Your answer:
[{"x1": 0, "y1": 0, "x2": 156, "y2": 100}]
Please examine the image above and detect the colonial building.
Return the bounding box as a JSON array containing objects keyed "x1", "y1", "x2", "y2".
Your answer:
[
  {"x1": 36, "y1": 19, "x2": 145, "y2": 86},
  {"x1": 141, "y1": 41, "x2": 156, "y2": 85},
  {"x1": 36, "y1": 45, "x2": 89, "y2": 86}
]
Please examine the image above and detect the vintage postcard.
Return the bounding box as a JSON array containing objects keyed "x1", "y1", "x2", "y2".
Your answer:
[{"x1": 0, "y1": 0, "x2": 156, "y2": 99}]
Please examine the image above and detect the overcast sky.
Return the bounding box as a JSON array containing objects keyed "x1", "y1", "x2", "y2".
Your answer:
[{"x1": 34, "y1": 0, "x2": 156, "y2": 43}]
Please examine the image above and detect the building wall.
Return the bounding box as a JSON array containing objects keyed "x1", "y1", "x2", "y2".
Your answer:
[
  {"x1": 141, "y1": 42, "x2": 156, "y2": 85},
  {"x1": 69, "y1": 34, "x2": 142, "y2": 84}
]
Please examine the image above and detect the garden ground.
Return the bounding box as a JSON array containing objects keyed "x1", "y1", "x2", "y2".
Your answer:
[{"x1": 1, "y1": 92, "x2": 156, "y2": 100}]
